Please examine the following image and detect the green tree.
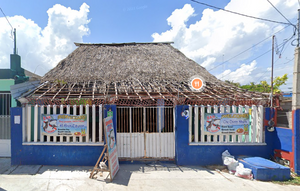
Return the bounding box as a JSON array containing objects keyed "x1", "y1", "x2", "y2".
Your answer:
[
  {"x1": 239, "y1": 74, "x2": 288, "y2": 93},
  {"x1": 225, "y1": 80, "x2": 241, "y2": 87}
]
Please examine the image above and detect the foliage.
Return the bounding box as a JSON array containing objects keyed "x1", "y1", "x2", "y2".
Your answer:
[
  {"x1": 273, "y1": 173, "x2": 300, "y2": 185},
  {"x1": 224, "y1": 80, "x2": 240, "y2": 88},
  {"x1": 54, "y1": 79, "x2": 67, "y2": 86},
  {"x1": 226, "y1": 74, "x2": 288, "y2": 93}
]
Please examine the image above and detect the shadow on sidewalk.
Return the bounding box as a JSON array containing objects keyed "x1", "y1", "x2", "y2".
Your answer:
[{"x1": 1, "y1": 158, "x2": 218, "y2": 186}]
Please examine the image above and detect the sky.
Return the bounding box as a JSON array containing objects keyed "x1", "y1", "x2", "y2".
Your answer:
[{"x1": 0, "y1": 0, "x2": 298, "y2": 91}]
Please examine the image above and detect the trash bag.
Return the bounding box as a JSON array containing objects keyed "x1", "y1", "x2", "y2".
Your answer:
[
  {"x1": 222, "y1": 150, "x2": 234, "y2": 162},
  {"x1": 222, "y1": 150, "x2": 238, "y2": 172},
  {"x1": 235, "y1": 163, "x2": 253, "y2": 179},
  {"x1": 224, "y1": 157, "x2": 239, "y2": 172}
]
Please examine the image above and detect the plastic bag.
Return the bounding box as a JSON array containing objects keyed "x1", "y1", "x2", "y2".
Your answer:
[
  {"x1": 222, "y1": 150, "x2": 238, "y2": 172},
  {"x1": 222, "y1": 150, "x2": 233, "y2": 162},
  {"x1": 224, "y1": 157, "x2": 239, "y2": 172},
  {"x1": 235, "y1": 163, "x2": 253, "y2": 179}
]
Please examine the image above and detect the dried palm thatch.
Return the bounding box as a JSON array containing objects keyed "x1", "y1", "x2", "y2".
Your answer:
[
  {"x1": 42, "y1": 42, "x2": 219, "y2": 84},
  {"x1": 27, "y1": 42, "x2": 270, "y2": 106}
]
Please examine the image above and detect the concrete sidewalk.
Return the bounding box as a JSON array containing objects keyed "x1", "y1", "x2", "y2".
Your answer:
[{"x1": 0, "y1": 158, "x2": 299, "y2": 191}]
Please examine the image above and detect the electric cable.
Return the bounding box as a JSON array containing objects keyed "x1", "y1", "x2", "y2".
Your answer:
[
  {"x1": 190, "y1": 0, "x2": 292, "y2": 25},
  {"x1": 0, "y1": 7, "x2": 13, "y2": 29},
  {"x1": 208, "y1": 25, "x2": 294, "y2": 71},
  {"x1": 266, "y1": 0, "x2": 295, "y2": 27},
  {"x1": 208, "y1": 24, "x2": 292, "y2": 71},
  {"x1": 254, "y1": 57, "x2": 294, "y2": 83},
  {"x1": 218, "y1": 35, "x2": 294, "y2": 82}
]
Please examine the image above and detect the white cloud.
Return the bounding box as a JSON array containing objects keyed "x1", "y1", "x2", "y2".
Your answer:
[
  {"x1": 216, "y1": 61, "x2": 257, "y2": 84},
  {"x1": 152, "y1": 0, "x2": 298, "y2": 86},
  {"x1": 0, "y1": 3, "x2": 90, "y2": 75}
]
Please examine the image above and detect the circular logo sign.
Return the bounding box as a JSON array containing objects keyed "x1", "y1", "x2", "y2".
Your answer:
[{"x1": 189, "y1": 76, "x2": 205, "y2": 91}]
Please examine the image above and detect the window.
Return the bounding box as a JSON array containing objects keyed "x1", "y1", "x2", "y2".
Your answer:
[{"x1": 0, "y1": 92, "x2": 11, "y2": 115}]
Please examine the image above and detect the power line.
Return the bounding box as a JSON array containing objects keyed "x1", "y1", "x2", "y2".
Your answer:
[
  {"x1": 249, "y1": 58, "x2": 294, "y2": 76},
  {"x1": 208, "y1": 24, "x2": 292, "y2": 72},
  {"x1": 0, "y1": 7, "x2": 13, "y2": 30},
  {"x1": 218, "y1": 49, "x2": 271, "y2": 80},
  {"x1": 266, "y1": 0, "x2": 295, "y2": 27},
  {"x1": 218, "y1": 35, "x2": 294, "y2": 82},
  {"x1": 190, "y1": 0, "x2": 292, "y2": 25},
  {"x1": 254, "y1": 56, "x2": 294, "y2": 83}
]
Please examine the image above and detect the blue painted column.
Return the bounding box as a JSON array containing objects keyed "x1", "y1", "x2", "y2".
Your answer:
[
  {"x1": 175, "y1": 105, "x2": 189, "y2": 165},
  {"x1": 293, "y1": 109, "x2": 300, "y2": 174},
  {"x1": 10, "y1": 107, "x2": 23, "y2": 165}
]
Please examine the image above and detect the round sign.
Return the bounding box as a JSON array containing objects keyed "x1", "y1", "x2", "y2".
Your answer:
[{"x1": 190, "y1": 77, "x2": 204, "y2": 91}]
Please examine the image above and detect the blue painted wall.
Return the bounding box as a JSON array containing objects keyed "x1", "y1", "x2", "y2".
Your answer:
[
  {"x1": 294, "y1": 109, "x2": 300, "y2": 175},
  {"x1": 269, "y1": 127, "x2": 293, "y2": 152},
  {"x1": 10, "y1": 106, "x2": 118, "y2": 166},
  {"x1": 175, "y1": 105, "x2": 273, "y2": 166},
  {"x1": 11, "y1": 104, "x2": 284, "y2": 167},
  {"x1": 264, "y1": 107, "x2": 292, "y2": 153}
]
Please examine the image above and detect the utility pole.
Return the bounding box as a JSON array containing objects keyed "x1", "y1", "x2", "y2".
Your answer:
[
  {"x1": 292, "y1": 9, "x2": 300, "y2": 175},
  {"x1": 271, "y1": 35, "x2": 275, "y2": 107},
  {"x1": 292, "y1": 9, "x2": 300, "y2": 110}
]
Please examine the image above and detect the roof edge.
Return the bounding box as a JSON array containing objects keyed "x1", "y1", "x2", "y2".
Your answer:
[{"x1": 74, "y1": 42, "x2": 174, "y2": 46}]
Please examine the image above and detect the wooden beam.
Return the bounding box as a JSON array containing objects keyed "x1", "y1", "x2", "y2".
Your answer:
[
  {"x1": 114, "y1": 82, "x2": 118, "y2": 100},
  {"x1": 38, "y1": 83, "x2": 58, "y2": 99},
  {"x1": 179, "y1": 82, "x2": 203, "y2": 100},
  {"x1": 65, "y1": 83, "x2": 76, "y2": 101},
  {"x1": 135, "y1": 79, "x2": 155, "y2": 101},
  {"x1": 167, "y1": 83, "x2": 191, "y2": 99},
  {"x1": 122, "y1": 82, "x2": 130, "y2": 99},
  {"x1": 78, "y1": 83, "x2": 86, "y2": 100},
  {"x1": 149, "y1": 81, "x2": 173, "y2": 100},
  {"x1": 130, "y1": 83, "x2": 142, "y2": 101},
  {"x1": 31, "y1": 81, "x2": 49, "y2": 96},
  {"x1": 92, "y1": 81, "x2": 96, "y2": 100},
  {"x1": 51, "y1": 84, "x2": 67, "y2": 101}
]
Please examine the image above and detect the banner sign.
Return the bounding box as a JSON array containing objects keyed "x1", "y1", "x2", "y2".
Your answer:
[
  {"x1": 41, "y1": 114, "x2": 87, "y2": 136},
  {"x1": 204, "y1": 113, "x2": 249, "y2": 135},
  {"x1": 105, "y1": 116, "x2": 119, "y2": 179}
]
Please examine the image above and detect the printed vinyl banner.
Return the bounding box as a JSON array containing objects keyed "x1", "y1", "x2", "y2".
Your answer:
[
  {"x1": 105, "y1": 116, "x2": 119, "y2": 180},
  {"x1": 204, "y1": 113, "x2": 249, "y2": 135},
  {"x1": 41, "y1": 114, "x2": 87, "y2": 136}
]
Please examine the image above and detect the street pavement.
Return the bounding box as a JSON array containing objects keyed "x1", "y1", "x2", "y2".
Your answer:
[{"x1": 0, "y1": 158, "x2": 300, "y2": 191}]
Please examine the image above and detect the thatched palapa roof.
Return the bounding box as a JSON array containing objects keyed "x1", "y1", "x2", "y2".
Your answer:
[{"x1": 27, "y1": 42, "x2": 269, "y2": 106}]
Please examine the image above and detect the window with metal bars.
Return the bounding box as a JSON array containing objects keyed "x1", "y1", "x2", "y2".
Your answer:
[{"x1": 0, "y1": 92, "x2": 11, "y2": 115}]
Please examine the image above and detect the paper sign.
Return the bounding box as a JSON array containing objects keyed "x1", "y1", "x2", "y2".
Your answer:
[{"x1": 14, "y1": 115, "x2": 20, "y2": 124}]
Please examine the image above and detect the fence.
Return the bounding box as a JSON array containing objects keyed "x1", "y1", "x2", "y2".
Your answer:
[
  {"x1": 189, "y1": 105, "x2": 264, "y2": 145},
  {"x1": 22, "y1": 104, "x2": 104, "y2": 145},
  {"x1": 116, "y1": 106, "x2": 175, "y2": 158}
]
